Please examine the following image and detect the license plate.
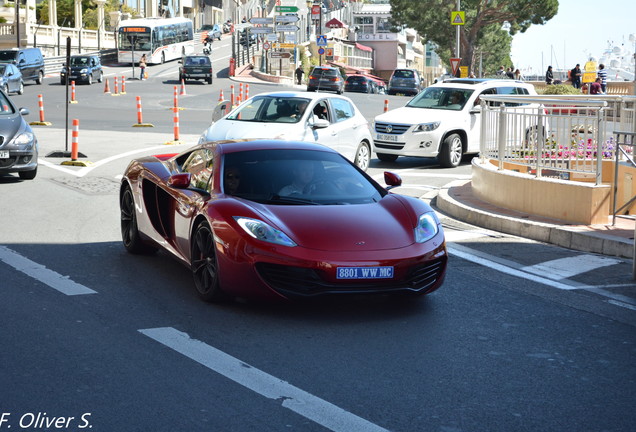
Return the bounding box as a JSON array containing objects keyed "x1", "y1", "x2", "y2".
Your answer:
[
  {"x1": 377, "y1": 134, "x2": 398, "y2": 141},
  {"x1": 337, "y1": 266, "x2": 394, "y2": 279},
  {"x1": 0, "y1": 150, "x2": 9, "y2": 159},
  {"x1": 192, "y1": 69, "x2": 202, "y2": 73}
]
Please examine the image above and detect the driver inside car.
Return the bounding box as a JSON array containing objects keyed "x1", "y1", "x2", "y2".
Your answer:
[{"x1": 279, "y1": 161, "x2": 315, "y2": 196}]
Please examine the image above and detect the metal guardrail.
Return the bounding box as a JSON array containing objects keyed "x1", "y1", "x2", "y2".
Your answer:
[
  {"x1": 479, "y1": 95, "x2": 636, "y2": 185},
  {"x1": 42, "y1": 49, "x2": 118, "y2": 75}
]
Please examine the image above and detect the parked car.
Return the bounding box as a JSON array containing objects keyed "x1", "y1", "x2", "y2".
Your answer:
[
  {"x1": 200, "y1": 24, "x2": 222, "y2": 41},
  {"x1": 0, "y1": 48, "x2": 44, "y2": 85},
  {"x1": 179, "y1": 55, "x2": 213, "y2": 84},
  {"x1": 345, "y1": 75, "x2": 376, "y2": 93},
  {"x1": 0, "y1": 89, "x2": 38, "y2": 180},
  {"x1": 373, "y1": 78, "x2": 539, "y2": 167},
  {"x1": 60, "y1": 55, "x2": 103, "y2": 85},
  {"x1": 119, "y1": 140, "x2": 447, "y2": 302},
  {"x1": 198, "y1": 91, "x2": 373, "y2": 170},
  {"x1": 0, "y1": 63, "x2": 24, "y2": 95},
  {"x1": 387, "y1": 68, "x2": 424, "y2": 96},
  {"x1": 307, "y1": 66, "x2": 345, "y2": 94}
]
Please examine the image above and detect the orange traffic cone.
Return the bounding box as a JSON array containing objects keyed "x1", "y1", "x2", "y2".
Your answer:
[
  {"x1": 218, "y1": 89, "x2": 224, "y2": 102},
  {"x1": 104, "y1": 78, "x2": 110, "y2": 93},
  {"x1": 180, "y1": 79, "x2": 187, "y2": 95}
]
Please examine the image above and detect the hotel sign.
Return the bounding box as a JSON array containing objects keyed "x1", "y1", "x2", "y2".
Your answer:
[{"x1": 356, "y1": 33, "x2": 397, "y2": 41}]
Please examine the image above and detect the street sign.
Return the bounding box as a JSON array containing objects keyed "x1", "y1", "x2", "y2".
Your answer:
[
  {"x1": 311, "y1": 5, "x2": 321, "y2": 20},
  {"x1": 318, "y1": 48, "x2": 325, "y2": 55},
  {"x1": 266, "y1": 34, "x2": 279, "y2": 41},
  {"x1": 451, "y1": 11, "x2": 465, "y2": 25},
  {"x1": 275, "y1": 25, "x2": 300, "y2": 32},
  {"x1": 275, "y1": 14, "x2": 299, "y2": 23},
  {"x1": 276, "y1": 5, "x2": 298, "y2": 13},
  {"x1": 249, "y1": 17, "x2": 273, "y2": 25},
  {"x1": 274, "y1": 43, "x2": 296, "y2": 49},
  {"x1": 270, "y1": 52, "x2": 291, "y2": 59},
  {"x1": 325, "y1": 47, "x2": 333, "y2": 60},
  {"x1": 317, "y1": 35, "x2": 327, "y2": 46},
  {"x1": 251, "y1": 27, "x2": 274, "y2": 34},
  {"x1": 450, "y1": 57, "x2": 461, "y2": 76},
  {"x1": 285, "y1": 33, "x2": 297, "y2": 43},
  {"x1": 263, "y1": 42, "x2": 271, "y2": 50}
]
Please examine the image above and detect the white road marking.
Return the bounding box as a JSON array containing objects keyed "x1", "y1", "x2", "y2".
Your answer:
[
  {"x1": 448, "y1": 244, "x2": 582, "y2": 290},
  {"x1": 38, "y1": 144, "x2": 191, "y2": 177},
  {"x1": 0, "y1": 245, "x2": 96, "y2": 295},
  {"x1": 521, "y1": 255, "x2": 620, "y2": 280},
  {"x1": 139, "y1": 327, "x2": 390, "y2": 432}
]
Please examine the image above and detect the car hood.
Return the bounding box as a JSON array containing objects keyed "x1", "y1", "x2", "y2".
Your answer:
[
  {"x1": 250, "y1": 195, "x2": 418, "y2": 251},
  {"x1": 204, "y1": 120, "x2": 300, "y2": 140},
  {"x1": 375, "y1": 106, "x2": 460, "y2": 124},
  {"x1": 0, "y1": 116, "x2": 28, "y2": 147}
]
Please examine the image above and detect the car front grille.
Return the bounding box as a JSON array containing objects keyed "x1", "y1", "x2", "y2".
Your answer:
[
  {"x1": 375, "y1": 122, "x2": 410, "y2": 134},
  {"x1": 256, "y1": 257, "x2": 446, "y2": 298}
]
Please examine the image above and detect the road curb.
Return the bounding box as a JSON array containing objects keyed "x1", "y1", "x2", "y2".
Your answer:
[{"x1": 435, "y1": 180, "x2": 633, "y2": 259}]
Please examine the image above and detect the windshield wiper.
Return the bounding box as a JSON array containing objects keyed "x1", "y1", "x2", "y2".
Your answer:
[{"x1": 264, "y1": 194, "x2": 319, "y2": 205}]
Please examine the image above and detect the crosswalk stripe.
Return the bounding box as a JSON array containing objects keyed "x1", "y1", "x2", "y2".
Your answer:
[{"x1": 521, "y1": 255, "x2": 620, "y2": 280}]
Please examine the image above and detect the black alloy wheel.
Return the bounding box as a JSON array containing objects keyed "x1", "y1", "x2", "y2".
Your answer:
[
  {"x1": 120, "y1": 186, "x2": 156, "y2": 254},
  {"x1": 191, "y1": 223, "x2": 224, "y2": 302}
]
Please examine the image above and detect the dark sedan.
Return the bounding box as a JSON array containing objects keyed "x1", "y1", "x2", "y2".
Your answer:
[
  {"x1": 179, "y1": 55, "x2": 213, "y2": 84},
  {"x1": 120, "y1": 140, "x2": 447, "y2": 302}
]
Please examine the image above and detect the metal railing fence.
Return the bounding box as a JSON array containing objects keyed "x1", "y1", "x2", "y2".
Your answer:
[{"x1": 479, "y1": 95, "x2": 636, "y2": 185}]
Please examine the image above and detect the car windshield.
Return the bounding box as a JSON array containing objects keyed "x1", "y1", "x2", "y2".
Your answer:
[
  {"x1": 311, "y1": 68, "x2": 338, "y2": 77},
  {"x1": 223, "y1": 149, "x2": 385, "y2": 205},
  {"x1": 70, "y1": 57, "x2": 90, "y2": 66},
  {"x1": 226, "y1": 96, "x2": 311, "y2": 124},
  {"x1": 406, "y1": 87, "x2": 474, "y2": 111},
  {"x1": 347, "y1": 76, "x2": 366, "y2": 83}
]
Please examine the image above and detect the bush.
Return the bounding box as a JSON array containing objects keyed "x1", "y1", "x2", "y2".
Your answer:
[{"x1": 539, "y1": 84, "x2": 581, "y2": 95}]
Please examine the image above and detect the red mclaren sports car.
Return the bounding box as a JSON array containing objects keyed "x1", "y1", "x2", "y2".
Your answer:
[{"x1": 119, "y1": 140, "x2": 447, "y2": 302}]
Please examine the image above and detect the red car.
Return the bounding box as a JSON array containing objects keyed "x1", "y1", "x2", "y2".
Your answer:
[{"x1": 120, "y1": 140, "x2": 447, "y2": 302}]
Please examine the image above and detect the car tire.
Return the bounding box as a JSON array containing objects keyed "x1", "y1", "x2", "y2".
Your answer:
[
  {"x1": 191, "y1": 222, "x2": 225, "y2": 302},
  {"x1": 17, "y1": 80, "x2": 24, "y2": 95},
  {"x1": 354, "y1": 141, "x2": 371, "y2": 171},
  {"x1": 18, "y1": 167, "x2": 37, "y2": 180},
  {"x1": 36, "y1": 71, "x2": 43, "y2": 85},
  {"x1": 438, "y1": 133, "x2": 463, "y2": 168},
  {"x1": 377, "y1": 153, "x2": 398, "y2": 163},
  {"x1": 207, "y1": 77, "x2": 213, "y2": 84},
  {"x1": 120, "y1": 186, "x2": 157, "y2": 254},
  {"x1": 97, "y1": 71, "x2": 103, "y2": 83},
  {"x1": 87, "y1": 74, "x2": 92, "y2": 85}
]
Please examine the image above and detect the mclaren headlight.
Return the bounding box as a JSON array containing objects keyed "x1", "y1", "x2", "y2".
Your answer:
[
  {"x1": 234, "y1": 217, "x2": 297, "y2": 247},
  {"x1": 414, "y1": 212, "x2": 440, "y2": 243},
  {"x1": 413, "y1": 122, "x2": 440, "y2": 133}
]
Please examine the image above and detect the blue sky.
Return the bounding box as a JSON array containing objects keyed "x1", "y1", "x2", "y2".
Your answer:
[{"x1": 510, "y1": 0, "x2": 635, "y2": 74}]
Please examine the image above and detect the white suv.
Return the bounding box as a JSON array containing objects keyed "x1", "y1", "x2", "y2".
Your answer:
[{"x1": 372, "y1": 79, "x2": 538, "y2": 167}]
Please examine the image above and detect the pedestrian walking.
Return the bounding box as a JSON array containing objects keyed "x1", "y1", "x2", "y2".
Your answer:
[
  {"x1": 545, "y1": 65, "x2": 554, "y2": 85},
  {"x1": 295, "y1": 65, "x2": 304, "y2": 85},
  {"x1": 597, "y1": 63, "x2": 608, "y2": 93},
  {"x1": 139, "y1": 54, "x2": 147, "y2": 81},
  {"x1": 571, "y1": 64, "x2": 582, "y2": 89}
]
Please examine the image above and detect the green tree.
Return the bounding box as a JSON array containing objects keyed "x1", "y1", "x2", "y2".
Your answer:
[{"x1": 389, "y1": 0, "x2": 558, "y2": 75}]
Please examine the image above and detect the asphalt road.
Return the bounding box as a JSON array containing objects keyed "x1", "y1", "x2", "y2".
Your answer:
[{"x1": 1, "y1": 38, "x2": 635, "y2": 432}]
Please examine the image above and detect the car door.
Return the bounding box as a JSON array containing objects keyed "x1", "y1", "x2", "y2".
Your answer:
[
  {"x1": 170, "y1": 148, "x2": 215, "y2": 260},
  {"x1": 326, "y1": 97, "x2": 360, "y2": 161},
  {"x1": 302, "y1": 99, "x2": 337, "y2": 147},
  {"x1": 7, "y1": 64, "x2": 20, "y2": 92}
]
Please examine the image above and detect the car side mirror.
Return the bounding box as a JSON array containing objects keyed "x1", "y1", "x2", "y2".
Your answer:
[
  {"x1": 384, "y1": 171, "x2": 402, "y2": 189},
  {"x1": 167, "y1": 173, "x2": 191, "y2": 188},
  {"x1": 310, "y1": 117, "x2": 330, "y2": 129},
  {"x1": 19, "y1": 107, "x2": 30, "y2": 116},
  {"x1": 470, "y1": 105, "x2": 482, "y2": 114}
]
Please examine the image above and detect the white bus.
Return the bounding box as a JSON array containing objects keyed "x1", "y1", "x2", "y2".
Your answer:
[{"x1": 117, "y1": 17, "x2": 195, "y2": 65}]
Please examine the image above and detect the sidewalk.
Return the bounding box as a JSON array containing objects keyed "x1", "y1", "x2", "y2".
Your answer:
[
  {"x1": 436, "y1": 179, "x2": 635, "y2": 260},
  {"x1": 228, "y1": 68, "x2": 635, "y2": 262}
]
